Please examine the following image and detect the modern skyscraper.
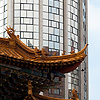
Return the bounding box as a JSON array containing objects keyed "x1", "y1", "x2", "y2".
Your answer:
[{"x1": 0, "y1": 0, "x2": 88, "y2": 100}]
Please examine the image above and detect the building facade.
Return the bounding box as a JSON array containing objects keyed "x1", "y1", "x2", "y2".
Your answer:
[{"x1": 0, "y1": 0, "x2": 88, "y2": 100}]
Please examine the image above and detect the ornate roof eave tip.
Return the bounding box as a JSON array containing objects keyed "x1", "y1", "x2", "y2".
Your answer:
[{"x1": 6, "y1": 26, "x2": 16, "y2": 37}]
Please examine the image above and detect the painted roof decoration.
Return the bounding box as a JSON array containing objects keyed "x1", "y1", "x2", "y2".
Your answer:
[{"x1": 0, "y1": 27, "x2": 88, "y2": 74}]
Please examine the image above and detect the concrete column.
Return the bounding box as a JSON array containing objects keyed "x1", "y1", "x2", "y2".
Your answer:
[
  {"x1": 85, "y1": 0, "x2": 88, "y2": 100},
  {"x1": 63, "y1": 0, "x2": 68, "y2": 99},
  {"x1": 80, "y1": 0, "x2": 85, "y2": 100},
  {"x1": 39, "y1": 0, "x2": 43, "y2": 49},
  {"x1": 7, "y1": 0, "x2": 14, "y2": 28}
]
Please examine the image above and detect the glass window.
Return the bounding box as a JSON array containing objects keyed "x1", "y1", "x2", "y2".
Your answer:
[
  {"x1": 60, "y1": 37, "x2": 63, "y2": 43},
  {"x1": 49, "y1": 13, "x2": 53, "y2": 20},
  {"x1": 49, "y1": 41, "x2": 53, "y2": 48},
  {"x1": 21, "y1": 11, "x2": 26, "y2": 17},
  {"x1": 24, "y1": 32, "x2": 32, "y2": 38},
  {"x1": 43, "y1": 41, "x2": 48, "y2": 46},
  {"x1": 57, "y1": 36, "x2": 59, "y2": 42},
  {"x1": 52, "y1": 35, "x2": 56, "y2": 41},
  {"x1": 60, "y1": 23, "x2": 63, "y2": 29},
  {"x1": 14, "y1": 11, "x2": 20, "y2": 17},
  {"x1": 14, "y1": 4, "x2": 20, "y2": 9},
  {"x1": 43, "y1": 12, "x2": 48, "y2": 19},
  {"x1": 49, "y1": 35, "x2": 52, "y2": 40},
  {"x1": 34, "y1": 40, "x2": 39, "y2": 46},
  {"x1": 75, "y1": 8, "x2": 77, "y2": 15},
  {"x1": 14, "y1": 0, "x2": 20, "y2": 3},
  {"x1": 24, "y1": 4, "x2": 30, "y2": 10},
  {"x1": 49, "y1": 21, "x2": 52, "y2": 26},
  {"x1": 49, "y1": 0, "x2": 53, "y2": 6},
  {"x1": 43, "y1": 26, "x2": 48, "y2": 33},
  {"x1": 34, "y1": 0, "x2": 39, "y2": 4},
  {"x1": 34, "y1": 33, "x2": 39, "y2": 39},
  {"x1": 52, "y1": 7, "x2": 56, "y2": 13},
  {"x1": 34, "y1": 25, "x2": 39, "y2": 32},
  {"x1": 54, "y1": 15, "x2": 59, "y2": 21},
  {"x1": 49, "y1": 89, "x2": 51, "y2": 94},
  {"x1": 21, "y1": 0, "x2": 26, "y2": 3},
  {"x1": 54, "y1": 1, "x2": 59, "y2": 8},
  {"x1": 49, "y1": 27, "x2": 53, "y2": 34},
  {"x1": 55, "y1": 42, "x2": 59, "y2": 49},
  {"x1": 55, "y1": 28, "x2": 59, "y2": 35},
  {"x1": 54, "y1": 89, "x2": 59, "y2": 95},
  {"x1": 60, "y1": 30, "x2": 63, "y2": 36},
  {"x1": 24, "y1": 18, "x2": 32, "y2": 24},
  {"x1": 52, "y1": 21, "x2": 56, "y2": 27},
  {"x1": 27, "y1": 0, "x2": 34, "y2": 3},
  {"x1": 60, "y1": 2, "x2": 63, "y2": 9},
  {"x1": 43, "y1": 0, "x2": 48, "y2": 5},
  {"x1": 34, "y1": 19, "x2": 39, "y2": 25},
  {"x1": 43, "y1": 34, "x2": 48, "y2": 40},
  {"x1": 60, "y1": 9, "x2": 63, "y2": 15},
  {"x1": 34, "y1": 5, "x2": 39, "y2": 11},
  {"x1": 27, "y1": 25, "x2": 33, "y2": 31},
  {"x1": 60, "y1": 16, "x2": 63, "y2": 22},
  {"x1": 15, "y1": 25, "x2": 20, "y2": 31},
  {"x1": 21, "y1": 25, "x2": 26, "y2": 31},
  {"x1": 27, "y1": 11, "x2": 33, "y2": 17},
  {"x1": 43, "y1": 5, "x2": 48, "y2": 12},
  {"x1": 49, "y1": 7, "x2": 52, "y2": 12},
  {"x1": 60, "y1": 44, "x2": 63, "y2": 50},
  {"x1": 43, "y1": 20, "x2": 48, "y2": 26},
  {"x1": 14, "y1": 18, "x2": 20, "y2": 24}
]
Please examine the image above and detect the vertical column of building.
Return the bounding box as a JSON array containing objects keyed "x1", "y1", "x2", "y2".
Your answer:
[
  {"x1": 39, "y1": 0, "x2": 43, "y2": 49},
  {"x1": 42, "y1": 0, "x2": 49, "y2": 52},
  {"x1": 8, "y1": 0, "x2": 14, "y2": 28},
  {"x1": 79, "y1": 0, "x2": 84, "y2": 100},
  {"x1": 85, "y1": 0, "x2": 88, "y2": 100},
  {"x1": 80, "y1": 0, "x2": 88, "y2": 100},
  {"x1": 63, "y1": 0, "x2": 68, "y2": 99}
]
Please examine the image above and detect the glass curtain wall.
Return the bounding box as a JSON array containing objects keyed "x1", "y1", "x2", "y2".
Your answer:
[
  {"x1": 0, "y1": 0, "x2": 8, "y2": 38},
  {"x1": 67, "y1": 0, "x2": 81, "y2": 99},
  {"x1": 14, "y1": 0, "x2": 39, "y2": 48},
  {"x1": 43, "y1": 0, "x2": 64, "y2": 98},
  {"x1": 43, "y1": 0, "x2": 64, "y2": 56}
]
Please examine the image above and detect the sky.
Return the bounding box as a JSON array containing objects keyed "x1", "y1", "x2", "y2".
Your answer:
[{"x1": 88, "y1": 0, "x2": 100, "y2": 100}]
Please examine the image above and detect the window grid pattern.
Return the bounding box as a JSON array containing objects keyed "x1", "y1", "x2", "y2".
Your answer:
[
  {"x1": 43, "y1": 0, "x2": 64, "y2": 98},
  {"x1": 48, "y1": 78, "x2": 65, "y2": 98},
  {"x1": 67, "y1": 0, "x2": 80, "y2": 99},
  {"x1": 14, "y1": 0, "x2": 39, "y2": 48},
  {"x1": 0, "y1": 0, "x2": 7, "y2": 38},
  {"x1": 43, "y1": 0, "x2": 64, "y2": 56}
]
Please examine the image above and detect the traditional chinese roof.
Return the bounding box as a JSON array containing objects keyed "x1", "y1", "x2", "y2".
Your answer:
[
  {"x1": 0, "y1": 27, "x2": 88, "y2": 74},
  {"x1": 0, "y1": 27, "x2": 87, "y2": 100}
]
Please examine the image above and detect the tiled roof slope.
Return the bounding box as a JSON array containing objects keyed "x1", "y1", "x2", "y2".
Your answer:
[{"x1": 0, "y1": 27, "x2": 88, "y2": 73}]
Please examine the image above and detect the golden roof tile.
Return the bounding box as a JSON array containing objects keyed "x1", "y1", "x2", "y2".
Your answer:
[{"x1": 0, "y1": 27, "x2": 88, "y2": 74}]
